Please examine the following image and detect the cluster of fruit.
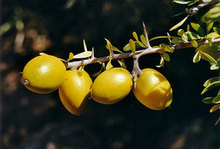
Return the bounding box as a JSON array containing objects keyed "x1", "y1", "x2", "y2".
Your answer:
[{"x1": 22, "y1": 55, "x2": 173, "y2": 115}]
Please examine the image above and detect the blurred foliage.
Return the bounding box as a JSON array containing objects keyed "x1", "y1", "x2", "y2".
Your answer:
[{"x1": 1, "y1": 0, "x2": 220, "y2": 149}]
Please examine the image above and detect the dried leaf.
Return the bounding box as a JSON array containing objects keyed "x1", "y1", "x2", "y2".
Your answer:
[{"x1": 106, "y1": 60, "x2": 113, "y2": 70}]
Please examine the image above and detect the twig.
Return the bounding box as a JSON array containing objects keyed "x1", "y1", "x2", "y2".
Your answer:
[{"x1": 67, "y1": 37, "x2": 220, "y2": 69}]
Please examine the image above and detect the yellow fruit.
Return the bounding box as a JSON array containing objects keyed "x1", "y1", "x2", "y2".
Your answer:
[
  {"x1": 91, "y1": 67, "x2": 133, "y2": 104},
  {"x1": 133, "y1": 68, "x2": 173, "y2": 110},
  {"x1": 59, "y1": 70, "x2": 92, "y2": 115},
  {"x1": 22, "y1": 55, "x2": 66, "y2": 94}
]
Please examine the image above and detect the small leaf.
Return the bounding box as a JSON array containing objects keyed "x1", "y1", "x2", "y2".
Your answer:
[
  {"x1": 206, "y1": 32, "x2": 220, "y2": 38},
  {"x1": 191, "y1": 40, "x2": 198, "y2": 48},
  {"x1": 160, "y1": 43, "x2": 174, "y2": 53},
  {"x1": 203, "y1": 77, "x2": 220, "y2": 87},
  {"x1": 92, "y1": 65, "x2": 103, "y2": 77},
  {"x1": 207, "y1": 22, "x2": 214, "y2": 33},
  {"x1": 182, "y1": 31, "x2": 201, "y2": 41},
  {"x1": 112, "y1": 46, "x2": 122, "y2": 53},
  {"x1": 15, "y1": 20, "x2": 24, "y2": 32},
  {"x1": 202, "y1": 3, "x2": 220, "y2": 23},
  {"x1": 173, "y1": 0, "x2": 195, "y2": 5},
  {"x1": 215, "y1": 117, "x2": 220, "y2": 126},
  {"x1": 210, "y1": 104, "x2": 220, "y2": 113},
  {"x1": 156, "y1": 55, "x2": 165, "y2": 68},
  {"x1": 191, "y1": 22, "x2": 205, "y2": 36},
  {"x1": 202, "y1": 97, "x2": 214, "y2": 104},
  {"x1": 106, "y1": 60, "x2": 113, "y2": 70},
  {"x1": 105, "y1": 38, "x2": 112, "y2": 53},
  {"x1": 150, "y1": 36, "x2": 170, "y2": 41},
  {"x1": 0, "y1": 22, "x2": 12, "y2": 35},
  {"x1": 201, "y1": 81, "x2": 220, "y2": 95},
  {"x1": 171, "y1": 37, "x2": 183, "y2": 44},
  {"x1": 132, "y1": 32, "x2": 139, "y2": 41},
  {"x1": 177, "y1": 29, "x2": 184, "y2": 36},
  {"x1": 213, "y1": 95, "x2": 220, "y2": 104},
  {"x1": 117, "y1": 59, "x2": 127, "y2": 68},
  {"x1": 123, "y1": 41, "x2": 142, "y2": 51},
  {"x1": 67, "y1": 52, "x2": 74, "y2": 61},
  {"x1": 163, "y1": 53, "x2": 170, "y2": 62},
  {"x1": 73, "y1": 51, "x2": 92, "y2": 59},
  {"x1": 213, "y1": 27, "x2": 220, "y2": 34},
  {"x1": 129, "y1": 39, "x2": 136, "y2": 57},
  {"x1": 200, "y1": 50, "x2": 217, "y2": 65},
  {"x1": 210, "y1": 64, "x2": 219, "y2": 70},
  {"x1": 169, "y1": 15, "x2": 189, "y2": 31},
  {"x1": 193, "y1": 50, "x2": 201, "y2": 63},
  {"x1": 140, "y1": 35, "x2": 147, "y2": 47}
]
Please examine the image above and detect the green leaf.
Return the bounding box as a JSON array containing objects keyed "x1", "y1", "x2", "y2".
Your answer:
[
  {"x1": 160, "y1": 43, "x2": 174, "y2": 53},
  {"x1": 173, "y1": 0, "x2": 197, "y2": 5},
  {"x1": 182, "y1": 31, "x2": 201, "y2": 41},
  {"x1": 200, "y1": 50, "x2": 217, "y2": 65},
  {"x1": 202, "y1": 3, "x2": 220, "y2": 23},
  {"x1": 132, "y1": 32, "x2": 139, "y2": 41},
  {"x1": 191, "y1": 40, "x2": 198, "y2": 48},
  {"x1": 210, "y1": 104, "x2": 220, "y2": 113},
  {"x1": 201, "y1": 80, "x2": 220, "y2": 95},
  {"x1": 210, "y1": 64, "x2": 219, "y2": 70},
  {"x1": 129, "y1": 39, "x2": 136, "y2": 57},
  {"x1": 171, "y1": 37, "x2": 183, "y2": 44},
  {"x1": 191, "y1": 22, "x2": 205, "y2": 36},
  {"x1": 203, "y1": 77, "x2": 220, "y2": 87},
  {"x1": 177, "y1": 29, "x2": 184, "y2": 36},
  {"x1": 169, "y1": 15, "x2": 189, "y2": 31},
  {"x1": 140, "y1": 35, "x2": 147, "y2": 47},
  {"x1": 67, "y1": 52, "x2": 74, "y2": 61},
  {"x1": 193, "y1": 50, "x2": 201, "y2": 63},
  {"x1": 123, "y1": 41, "x2": 142, "y2": 51},
  {"x1": 215, "y1": 117, "x2": 220, "y2": 126},
  {"x1": 112, "y1": 46, "x2": 122, "y2": 53},
  {"x1": 202, "y1": 97, "x2": 214, "y2": 104},
  {"x1": 163, "y1": 53, "x2": 170, "y2": 62},
  {"x1": 117, "y1": 59, "x2": 127, "y2": 68},
  {"x1": 207, "y1": 22, "x2": 214, "y2": 33},
  {"x1": 206, "y1": 32, "x2": 220, "y2": 38},
  {"x1": 213, "y1": 95, "x2": 220, "y2": 104},
  {"x1": 156, "y1": 55, "x2": 165, "y2": 68},
  {"x1": 73, "y1": 51, "x2": 92, "y2": 59},
  {"x1": 213, "y1": 27, "x2": 220, "y2": 34},
  {"x1": 92, "y1": 65, "x2": 103, "y2": 77},
  {"x1": 0, "y1": 22, "x2": 12, "y2": 35},
  {"x1": 105, "y1": 38, "x2": 112, "y2": 54},
  {"x1": 150, "y1": 36, "x2": 169, "y2": 41},
  {"x1": 106, "y1": 60, "x2": 113, "y2": 70},
  {"x1": 15, "y1": 20, "x2": 24, "y2": 32}
]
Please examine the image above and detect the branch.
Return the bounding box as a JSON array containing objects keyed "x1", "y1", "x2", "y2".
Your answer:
[
  {"x1": 188, "y1": 0, "x2": 213, "y2": 16},
  {"x1": 67, "y1": 37, "x2": 220, "y2": 69}
]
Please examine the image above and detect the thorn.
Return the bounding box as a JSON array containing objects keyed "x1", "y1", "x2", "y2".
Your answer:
[
  {"x1": 23, "y1": 79, "x2": 30, "y2": 85},
  {"x1": 83, "y1": 39, "x2": 87, "y2": 52},
  {"x1": 142, "y1": 21, "x2": 150, "y2": 47},
  {"x1": 91, "y1": 47, "x2": 95, "y2": 58}
]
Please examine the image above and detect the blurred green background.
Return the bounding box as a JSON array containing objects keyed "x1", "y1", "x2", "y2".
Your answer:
[{"x1": 1, "y1": 0, "x2": 220, "y2": 149}]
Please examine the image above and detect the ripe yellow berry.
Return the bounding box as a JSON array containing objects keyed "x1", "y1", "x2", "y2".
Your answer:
[
  {"x1": 22, "y1": 55, "x2": 66, "y2": 94},
  {"x1": 59, "y1": 70, "x2": 93, "y2": 115},
  {"x1": 133, "y1": 68, "x2": 173, "y2": 110},
  {"x1": 91, "y1": 67, "x2": 133, "y2": 104}
]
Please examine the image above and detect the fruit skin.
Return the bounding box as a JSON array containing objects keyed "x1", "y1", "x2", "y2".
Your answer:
[
  {"x1": 22, "y1": 55, "x2": 66, "y2": 94},
  {"x1": 59, "y1": 70, "x2": 92, "y2": 115},
  {"x1": 91, "y1": 67, "x2": 133, "y2": 104},
  {"x1": 133, "y1": 68, "x2": 173, "y2": 110}
]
